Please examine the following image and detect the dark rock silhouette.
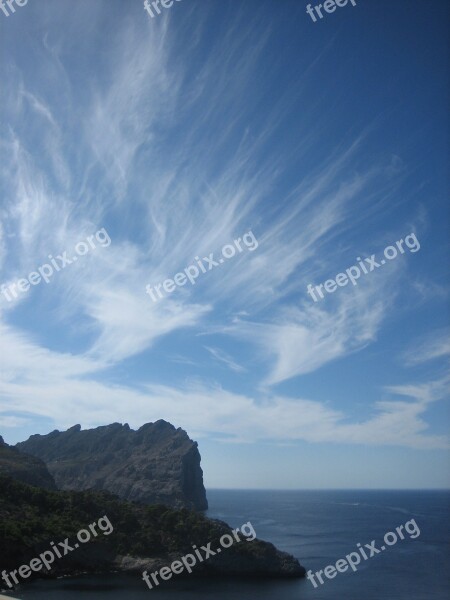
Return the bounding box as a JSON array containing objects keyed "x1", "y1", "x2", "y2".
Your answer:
[
  {"x1": 17, "y1": 421, "x2": 208, "y2": 510},
  {"x1": 0, "y1": 435, "x2": 56, "y2": 490}
]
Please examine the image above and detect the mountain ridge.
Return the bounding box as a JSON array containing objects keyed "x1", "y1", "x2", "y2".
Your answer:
[{"x1": 17, "y1": 420, "x2": 208, "y2": 510}]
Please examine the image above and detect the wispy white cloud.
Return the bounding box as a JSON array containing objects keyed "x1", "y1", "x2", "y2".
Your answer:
[
  {"x1": 401, "y1": 327, "x2": 450, "y2": 366},
  {"x1": 0, "y1": 415, "x2": 30, "y2": 429},
  {"x1": 0, "y1": 0, "x2": 446, "y2": 460},
  {"x1": 204, "y1": 346, "x2": 246, "y2": 373},
  {"x1": 211, "y1": 260, "x2": 400, "y2": 385},
  {"x1": 1, "y1": 373, "x2": 447, "y2": 450}
]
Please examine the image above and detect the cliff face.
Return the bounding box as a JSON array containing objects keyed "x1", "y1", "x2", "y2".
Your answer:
[
  {"x1": 16, "y1": 421, "x2": 208, "y2": 510},
  {"x1": 0, "y1": 436, "x2": 57, "y2": 490}
]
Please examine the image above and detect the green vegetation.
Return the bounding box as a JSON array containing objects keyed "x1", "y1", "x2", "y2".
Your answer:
[
  {"x1": 0, "y1": 473, "x2": 304, "y2": 583},
  {"x1": 1, "y1": 474, "x2": 238, "y2": 571},
  {"x1": 0, "y1": 441, "x2": 56, "y2": 490}
]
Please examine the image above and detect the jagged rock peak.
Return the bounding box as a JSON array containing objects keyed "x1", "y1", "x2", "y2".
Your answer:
[{"x1": 17, "y1": 421, "x2": 208, "y2": 510}]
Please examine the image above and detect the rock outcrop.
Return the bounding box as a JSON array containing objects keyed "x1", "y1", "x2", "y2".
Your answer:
[
  {"x1": 16, "y1": 421, "x2": 208, "y2": 510},
  {"x1": 0, "y1": 436, "x2": 56, "y2": 490}
]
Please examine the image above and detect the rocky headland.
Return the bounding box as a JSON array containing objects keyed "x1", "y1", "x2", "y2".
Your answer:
[
  {"x1": 0, "y1": 423, "x2": 306, "y2": 590},
  {"x1": 0, "y1": 473, "x2": 305, "y2": 587}
]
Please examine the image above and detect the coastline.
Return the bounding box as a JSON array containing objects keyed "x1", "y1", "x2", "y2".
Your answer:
[{"x1": 0, "y1": 546, "x2": 305, "y2": 594}]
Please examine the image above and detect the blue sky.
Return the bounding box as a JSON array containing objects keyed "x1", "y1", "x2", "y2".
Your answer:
[{"x1": 0, "y1": 0, "x2": 448, "y2": 489}]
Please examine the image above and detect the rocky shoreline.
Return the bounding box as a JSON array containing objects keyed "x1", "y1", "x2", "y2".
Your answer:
[{"x1": 0, "y1": 474, "x2": 305, "y2": 592}]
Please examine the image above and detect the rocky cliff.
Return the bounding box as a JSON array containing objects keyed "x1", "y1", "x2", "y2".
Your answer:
[
  {"x1": 16, "y1": 421, "x2": 208, "y2": 510},
  {"x1": 0, "y1": 436, "x2": 56, "y2": 490}
]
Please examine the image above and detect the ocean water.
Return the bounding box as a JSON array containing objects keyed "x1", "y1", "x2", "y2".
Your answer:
[{"x1": 4, "y1": 490, "x2": 449, "y2": 599}]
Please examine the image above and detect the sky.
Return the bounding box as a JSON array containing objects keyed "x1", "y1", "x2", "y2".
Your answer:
[{"x1": 0, "y1": 0, "x2": 449, "y2": 489}]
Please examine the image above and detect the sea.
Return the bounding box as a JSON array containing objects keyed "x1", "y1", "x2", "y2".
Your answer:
[{"x1": 4, "y1": 489, "x2": 449, "y2": 599}]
